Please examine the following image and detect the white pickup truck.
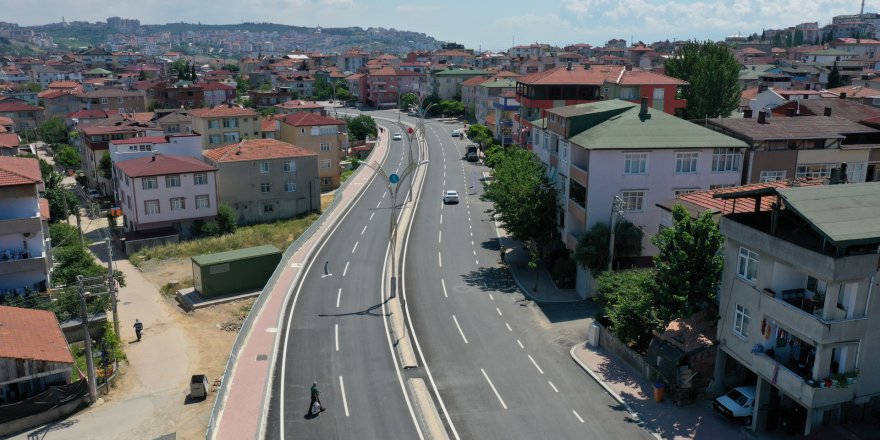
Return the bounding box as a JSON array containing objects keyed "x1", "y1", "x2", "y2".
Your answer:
[{"x1": 713, "y1": 386, "x2": 756, "y2": 425}]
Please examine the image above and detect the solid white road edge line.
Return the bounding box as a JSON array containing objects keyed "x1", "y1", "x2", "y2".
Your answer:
[{"x1": 481, "y1": 368, "x2": 508, "y2": 410}]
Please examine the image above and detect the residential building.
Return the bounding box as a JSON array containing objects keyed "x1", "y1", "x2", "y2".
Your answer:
[
  {"x1": 0, "y1": 306, "x2": 73, "y2": 405},
  {"x1": 249, "y1": 89, "x2": 296, "y2": 109},
  {"x1": 532, "y1": 99, "x2": 747, "y2": 297},
  {"x1": 78, "y1": 123, "x2": 161, "y2": 194},
  {"x1": 336, "y1": 49, "x2": 369, "y2": 73},
  {"x1": 273, "y1": 100, "x2": 325, "y2": 115},
  {"x1": 823, "y1": 86, "x2": 880, "y2": 107},
  {"x1": 40, "y1": 89, "x2": 83, "y2": 120},
  {"x1": 515, "y1": 64, "x2": 687, "y2": 147},
  {"x1": 429, "y1": 68, "x2": 488, "y2": 100},
  {"x1": 201, "y1": 82, "x2": 236, "y2": 107},
  {"x1": 277, "y1": 113, "x2": 347, "y2": 190},
  {"x1": 80, "y1": 88, "x2": 146, "y2": 114},
  {"x1": 712, "y1": 182, "x2": 880, "y2": 436},
  {"x1": 0, "y1": 98, "x2": 44, "y2": 132},
  {"x1": 203, "y1": 139, "x2": 319, "y2": 224},
  {"x1": 476, "y1": 77, "x2": 518, "y2": 127},
  {"x1": 460, "y1": 75, "x2": 488, "y2": 120},
  {"x1": 274, "y1": 72, "x2": 315, "y2": 98},
  {"x1": 492, "y1": 94, "x2": 520, "y2": 146},
  {"x1": 345, "y1": 73, "x2": 367, "y2": 105},
  {"x1": 109, "y1": 134, "x2": 203, "y2": 166},
  {"x1": 0, "y1": 157, "x2": 49, "y2": 295},
  {"x1": 705, "y1": 112, "x2": 880, "y2": 184},
  {"x1": 151, "y1": 83, "x2": 205, "y2": 109},
  {"x1": 155, "y1": 110, "x2": 193, "y2": 135},
  {"x1": 190, "y1": 105, "x2": 260, "y2": 149},
  {"x1": 115, "y1": 154, "x2": 218, "y2": 238}
]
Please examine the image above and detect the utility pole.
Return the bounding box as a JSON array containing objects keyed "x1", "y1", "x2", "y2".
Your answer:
[
  {"x1": 106, "y1": 239, "x2": 119, "y2": 337},
  {"x1": 77, "y1": 275, "x2": 100, "y2": 404},
  {"x1": 607, "y1": 196, "x2": 625, "y2": 272},
  {"x1": 75, "y1": 207, "x2": 84, "y2": 245}
]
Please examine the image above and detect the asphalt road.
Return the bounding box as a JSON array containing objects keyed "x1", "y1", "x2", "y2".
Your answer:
[
  {"x1": 265, "y1": 115, "x2": 423, "y2": 440},
  {"x1": 402, "y1": 114, "x2": 655, "y2": 440}
]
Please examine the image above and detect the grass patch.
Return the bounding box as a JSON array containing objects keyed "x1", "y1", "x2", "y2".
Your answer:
[
  {"x1": 160, "y1": 278, "x2": 193, "y2": 298},
  {"x1": 340, "y1": 168, "x2": 353, "y2": 182},
  {"x1": 321, "y1": 193, "x2": 334, "y2": 211},
  {"x1": 130, "y1": 213, "x2": 320, "y2": 266}
]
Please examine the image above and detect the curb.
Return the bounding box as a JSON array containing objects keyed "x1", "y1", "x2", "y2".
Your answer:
[
  {"x1": 497, "y1": 234, "x2": 582, "y2": 304},
  {"x1": 569, "y1": 343, "x2": 663, "y2": 440}
]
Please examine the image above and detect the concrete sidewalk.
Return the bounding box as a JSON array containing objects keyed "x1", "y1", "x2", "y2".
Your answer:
[{"x1": 497, "y1": 235, "x2": 581, "y2": 303}]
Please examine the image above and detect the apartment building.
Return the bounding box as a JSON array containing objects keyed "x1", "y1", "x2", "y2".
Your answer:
[
  {"x1": 0, "y1": 157, "x2": 50, "y2": 297},
  {"x1": 78, "y1": 123, "x2": 162, "y2": 194},
  {"x1": 190, "y1": 105, "x2": 260, "y2": 149},
  {"x1": 712, "y1": 182, "x2": 880, "y2": 436},
  {"x1": 0, "y1": 98, "x2": 44, "y2": 132},
  {"x1": 81, "y1": 88, "x2": 146, "y2": 114},
  {"x1": 277, "y1": 113, "x2": 347, "y2": 190},
  {"x1": 115, "y1": 154, "x2": 218, "y2": 238},
  {"x1": 429, "y1": 68, "x2": 489, "y2": 101},
  {"x1": 532, "y1": 99, "x2": 747, "y2": 297},
  {"x1": 203, "y1": 139, "x2": 319, "y2": 224}
]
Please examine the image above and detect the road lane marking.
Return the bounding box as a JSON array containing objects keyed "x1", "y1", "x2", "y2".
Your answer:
[
  {"x1": 516, "y1": 338, "x2": 523, "y2": 348},
  {"x1": 376, "y1": 201, "x2": 382, "y2": 209},
  {"x1": 440, "y1": 214, "x2": 442, "y2": 225},
  {"x1": 470, "y1": 232, "x2": 473, "y2": 237},
  {"x1": 548, "y1": 381, "x2": 559, "y2": 393},
  {"x1": 471, "y1": 241, "x2": 474, "y2": 246},
  {"x1": 475, "y1": 259, "x2": 479, "y2": 265},
  {"x1": 441, "y1": 279, "x2": 448, "y2": 297},
  {"x1": 336, "y1": 288, "x2": 342, "y2": 308},
  {"x1": 438, "y1": 251, "x2": 442, "y2": 267},
  {"x1": 496, "y1": 307, "x2": 502, "y2": 316},
  {"x1": 468, "y1": 217, "x2": 471, "y2": 222},
  {"x1": 481, "y1": 369, "x2": 507, "y2": 409},
  {"x1": 369, "y1": 212, "x2": 375, "y2": 220},
  {"x1": 528, "y1": 354, "x2": 544, "y2": 374},
  {"x1": 339, "y1": 376, "x2": 350, "y2": 417},
  {"x1": 452, "y1": 315, "x2": 468, "y2": 343},
  {"x1": 573, "y1": 410, "x2": 585, "y2": 423},
  {"x1": 361, "y1": 225, "x2": 367, "y2": 235},
  {"x1": 335, "y1": 324, "x2": 339, "y2": 351},
  {"x1": 489, "y1": 293, "x2": 494, "y2": 301},
  {"x1": 438, "y1": 230, "x2": 442, "y2": 243},
  {"x1": 443, "y1": 179, "x2": 446, "y2": 186},
  {"x1": 383, "y1": 192, "x2": 387, "y2": 199},
  {"x1": 342, "y1": 262, "x2": 349, "y2": 277}
]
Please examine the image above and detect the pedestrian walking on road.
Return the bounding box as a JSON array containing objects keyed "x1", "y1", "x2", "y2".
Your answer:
[
  {"x1": 133, "y1": 319, "x2": 144, "y2": 342},
  {"x1": 500, "y1": 245, "x2": 507, "y2": 264},
  {"x1": 324, "y1": 261, "x2": 330, "y2": 276},
  {"x1": 309, "y1": 381, "x2": 324, "y2": 415}
]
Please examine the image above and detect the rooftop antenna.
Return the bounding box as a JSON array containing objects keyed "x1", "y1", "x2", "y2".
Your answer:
[{"x1": 860, "y1": 0, "x2": 866, "y2": 18}]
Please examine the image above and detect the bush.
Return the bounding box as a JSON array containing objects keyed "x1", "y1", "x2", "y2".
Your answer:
[
  {"x1": 56, "y1": 144, "x2": 81, "y2": 168},
  {"x1": 49, "y1": 222, "x2": 80, "y2": 247},
  {"x1": 595, "y1": 269, "x2": 660, "y2": 352},
  {"x1": 550, "y1": 256, "x2": 576, "y2": 289}
]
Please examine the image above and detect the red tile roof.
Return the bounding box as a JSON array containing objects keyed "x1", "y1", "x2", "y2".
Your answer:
[
  {"x1": 47, "y1": 80, "x2": 80, "y2": 89},
  {"x1": 617, "y1": 70, "x2": 688, "y2": 86},
  {"x1": 189, "y1": 105, "x2": 257, "y2": 118},
  {"x1": 111, "y1": 136, "x2": 169, "y2": 145},
  {"x1": 200, "y1": 82, "x2": 235, "y2": 91},
  {"x1": 115, "y1": 154, "x2": 216, "y2": 178},
  {"x1": 0, "y1": 132, "x2": 19, "y2": 148},
  {"x1": 0, "y1": 116, "x2": 13, "y2": 126},
  {"x1": 203, "y1": 138, "x2": 317, "y2": 163},
  {"x1": 0, "y1": 306, "x2": 74, "y2": 364},
  {"x1": 275, "y1": 100, "x2": 323, "y2": 110},
  {"x1": 824, "y1": 85, "x2": 880, "y2": 98},
  {"x1": 279, "y1": 112, "x2": 345, "y2": 127},
  {"x1": 671, "y1": 179, "x2": 825, "y2": 215},
  {"x1": 0, "y1": 156, "x2": 41, "y2": 187},
  {"x1": 461, "y1": 76, "x2": 489, "y2": 87},
  {"x1": 68, "y1": 109, "x2": 109, "y2": 119},
  {"x1": 79, "y1": 125, "x2": 145, "y2": 136},
  {"x1": 0, "y1": 101, "x2": 43, "y2": 112},
  {"x1": 517, "y1": 65, "x2": 614, "y2": 86},
  {"x1": 261, "y1": 117, "x2": 279, "y2": 132}
]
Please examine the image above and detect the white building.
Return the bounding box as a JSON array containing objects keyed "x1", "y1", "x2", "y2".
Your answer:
[{"x1": 0, "y1": 157, "x2": 50, "y2": 296}]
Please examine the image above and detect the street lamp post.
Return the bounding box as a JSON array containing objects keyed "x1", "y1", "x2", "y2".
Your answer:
[{"x1": 607, "y1": 196, "x2": 626, "y2": 272}]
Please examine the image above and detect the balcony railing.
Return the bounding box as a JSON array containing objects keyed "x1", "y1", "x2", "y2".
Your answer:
[{"x1": 499, "y1": 120, "x2": 513, "y2": 127}]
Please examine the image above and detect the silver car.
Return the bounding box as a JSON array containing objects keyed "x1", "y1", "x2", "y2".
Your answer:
[{"x1": 443, "y1": 190, "x2": 459, "y2": 204}]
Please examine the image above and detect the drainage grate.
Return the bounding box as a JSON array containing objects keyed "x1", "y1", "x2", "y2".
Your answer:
[{"x1": 256, "y1": 354, "x2": 268, "y2": 361}]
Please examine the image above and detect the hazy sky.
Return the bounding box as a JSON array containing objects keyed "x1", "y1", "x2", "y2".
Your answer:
[{"x1": 5, "y1": 0, "x2": 871, "y2": 50}]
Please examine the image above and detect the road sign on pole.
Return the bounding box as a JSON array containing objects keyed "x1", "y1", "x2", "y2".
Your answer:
[{"x1": 389, "y1": 173, "x2": 400, "y2": 184}]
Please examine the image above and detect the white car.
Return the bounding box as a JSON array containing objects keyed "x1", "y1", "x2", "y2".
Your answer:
[
  {"x1": 451, "y1": 129, "x2": 461, "y2": 137},
  {"x1": 713, "y1": 386, "x2": 756, "y2": 425},
  {"x1": 443, "y1": 190, "x2": 459, "y2": 204},
  {"x1": 393, "y1": 133, "x2": 402, "y2": 141}
]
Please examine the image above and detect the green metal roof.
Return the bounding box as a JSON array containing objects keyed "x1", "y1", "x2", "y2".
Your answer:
[
  {"x1": 480, "y1": 78, "x2": 517, "y2": 88},
  {"x1": 777, "y1": 182, "x2": 880, "y2": 247},
  {"x1": 86, "y1": 68, "x2": 112, "y2": 74},
  {"x1": 434, "y1": 68, "x2": 488, "y2": 76},
  {"x1": 565, "y1": 99, "x2": 749, "y2": 150},
  {"x1": 191, "y1": 244, "x2": 282, "y2": 266}
]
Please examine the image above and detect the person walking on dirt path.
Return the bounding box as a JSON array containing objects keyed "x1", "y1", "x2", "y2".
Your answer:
[
  {"x1": 133, "y1": 319, "x2": 144, "y2": 342},
  {"x1": 310, "y1": 381, "x2": 325, "y2": 415}
]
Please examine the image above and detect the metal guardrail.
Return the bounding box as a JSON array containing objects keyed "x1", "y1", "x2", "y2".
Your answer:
[{"x1": 205, "y1": 131, "x2": 383, "y2": 439}]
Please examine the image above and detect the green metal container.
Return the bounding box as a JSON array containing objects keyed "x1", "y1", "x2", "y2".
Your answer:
[{"x1": 191, "y1": 245, "x2": 282, "y2": 298}]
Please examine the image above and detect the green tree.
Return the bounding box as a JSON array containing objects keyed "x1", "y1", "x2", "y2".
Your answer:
[
  {"x1": 138, "y1": 70, "x2": 147, "y2": 81},
  {"x1": 56, "y1": 144, "x2": 81, "y2": 168},
  {"x1": 37, "y1": 118, "x2": 69, "y2": 144},
  {"x1": 216, "y1": 203, "x2": 237, "y2": 234},
  {"x1": 665, "y1": 41, "x2": 742, "y2": 119},
  {"x1": 481, "y1": 147, "x2": 558, "y2": 264},
  {"x1": 25, "y1": 82, "x2": 42, "y2": 92},
  {"x1": 439, "y1": 99, "x2": 464, "y2": 117},
  {"x1": 99, "y1": 152, "x2": 112, "y2": 180},
  {"x1": 595, "y1": 269, "x2": 659, "y2": 350},
  {"x1": 400, "y1": 93, "x2": 418, "y2": 111},
  {"x1": 773, "y1": 32, "x2": 783, "y2": 48},
  {"x1": 794, "y1": 29, "x2": 804, "y2": 46},
  {"x1": 258, "y1": 82, "x2": 272, "y2": 92},
  {"x1": 420, "y1": 94, "x2": 442, "y2": 116},
  {"x1": 466, "y1": 123, "x2": 494, "y2": 147},
  {"x1": 235, "y1": 75, "x2": 250, "y2": 95},
  {"x1": 650, "y1": 204, "x2": 724, "y2": 323},
  {"x1": 345, "y1": 114, "x2": 378, "y2": 141},
  {"x1": 827, "y1": 61, "x2": 844, "y2": 88},
  {"x1": 573, "y1": 220, "x2": 644, "y2": 277},
  {"x1": 483, "y1": 144, "x2": 504, "y2": 168}
]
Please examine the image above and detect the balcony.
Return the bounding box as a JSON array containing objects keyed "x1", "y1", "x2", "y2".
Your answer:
[
  {"x1": 0, "y1": 215, "x2": 42, "y2": 235},
  {"x1": 499, "y1": 120, "x2": 513, "y2": 127},
  {"x1": 752, "y1": 352, "x2": 853, "y2": 408},
  {"x1": 0, "y1": 250, "x2": 48, "y2": 277}
]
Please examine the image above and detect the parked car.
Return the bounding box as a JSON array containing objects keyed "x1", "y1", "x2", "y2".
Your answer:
[
  {"x1": 713, "y1": 386, "x2": 756, "y2": 425},
  {"x1": 443, "y1": 190, "x2": 459, "y2": 204},
  {"x1": 393, "y1": 133, "x2": 402, "y2": 141},
  {"x1": 408, "y1": 110, "x2": 418, "y2": 116},
  {"x1": 451, "y1": 129, "x2": 461, "y2": 137},
  {"x1": 86, "y1": 188, "x2": 101, "y2": 199},
  {"x1": 466, "y1": 145, "x2": 478, "y2": 162}
]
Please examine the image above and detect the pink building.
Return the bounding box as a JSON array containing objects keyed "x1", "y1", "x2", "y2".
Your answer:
[
  {"x1": 201, "y1": 82, "x2": 237, "y2": 107},
  {"x1": 115, "y1": 154, "x2": 218, "y2": 239}
]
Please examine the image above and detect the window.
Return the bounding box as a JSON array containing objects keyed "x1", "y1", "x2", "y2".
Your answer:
[
  {"x1": 320, "y1": 142, "x2": 331, "y2": 152},
  {"x1": 807, "y1": 276, "x2": 827, "y2": 298},
  {"x1": 223, "y1": 132, "x2": 239, "y2": 143},
  {"x1": 144, "y1": 199, "x2": 159, "y2": 215},
  {"x1": 142, "y1": 177, "x2": 158, "y2": 190},
  {"x1": 100, "y1": 98, "x2": 108, "y2": 104},
  {"x1": 126, "y1": 195, "x2": 131, "y2": 208},
  {"x1": 223, "y1": 118, "x2": 238, "y2": 128},
  {"x1": 195, "y1": 194, "x2": 210, "y2": 209},
  {"x1": 118, "y1": 97, "x2": 124, "y2": 104},
  {"x1": 759, "y1": 170, "x2": 786, "y2": 182},
  {"x1": 712, "y1": 148, "x2": 741, "y2": 172},
  {"x1": 285, "y1": 182, "x2": 296, "y2": 192},
  {"x1": 170, "y1": 197, "x2": 185, "y2": 211},
  {"x1": 653, "y1": 88, "x2": 665, "y2": 100},
  {"x1": 260, "y1": 183, "x2": 271, "y2": 193},
  {"x1": 165, "y1": 175, "x2": 181, "y2": 188},
  {"x1": 736, "y1": 247, "x2": 759, "y2": 283},
  {"x1": 194, "y1": 172, "x2": 208, "y2": 185},
  {"x1": 796, "y1": 163, "x2": 834, "y2": 179},
  {"x1": 624, "y1": 153, "x2": 648, "y2": 174},
  {"x1": 733, "y1": 304, "x2": 750, "y2": 339},
  {"x1": 569, "y1": 179, "x2": 586, "y2": 208},
  {"x1": 208, "y1": 134, "x2": 221, "y2": 145},
  {"x1": 283, "y1": 160, "x2": 295, "y2": 173},
  {"x1": 139, "y1": 145, "x2": 152, "y2": 152},
  {"x1": 675, "y1": 152, "x2": 699, "y2": 173},
  {"x1": 208, "y1": 120, "x2": 221, "y2": 129},
  {"x1": 318, "y1": 126, "x2": 337, "y2": 135},
  {"x1": 321, "y1": 159, "x2": 331, "y2": 169},
  {"x1": 124, "y1": 175, "x2": 129, "y2": 185},
  {"x1": 322, "y1": 176, "x2": 333, "y2": 186},
  {"x1": 260, "y1": 162, "x2": 270, "y2": 173},
  {"x1": 263, "y1": 203, "x2": 274, "y2": 213},
  {"x1": 710, "y1": 184, "x2": 734, "y2": 190},
  {"x1": 674, "y1": 188, "x2": 698, "y2": 196},
  {"x1": 620, "y1": 190, "x2": 645, "y2": 212}
]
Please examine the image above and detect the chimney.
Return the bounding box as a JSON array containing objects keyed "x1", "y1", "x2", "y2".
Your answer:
[
  {"x1": 824, "y1": 107, "x2": 832, "y2": 117},
  {"x1": 787, "y1": 107, "x2": 796, "y2": 117},
  {"x1": 583, "y1": 63, "x2": 590, "y2": 70},
  {"x1": 758, "y1": 111, "x2": 767, "y2": 124},
  {"x1": 639, "y1": 97, "x2": 651, "y2": 120},
  {"x1": 840, "y1": 92, "x2": 847, "y2": 99},
  {"x1": 743, "y1": 108, "x2": 753, "y2": 118},
  {"x1": 758, "y1": 84, "x2": 768, "y2": 93},
  {"x1": 566, "y1": 61, "x2": 572, "y2": 71},
  {"x1": 625, "y1": 64, "x2": 633, "y2": 71}
]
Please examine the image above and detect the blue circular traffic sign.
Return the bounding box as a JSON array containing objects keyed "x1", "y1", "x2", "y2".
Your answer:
[{"x1": 389, "y1": 173, "x2": 400, "y2": 184}]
